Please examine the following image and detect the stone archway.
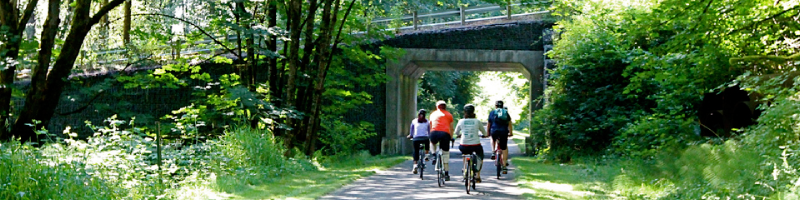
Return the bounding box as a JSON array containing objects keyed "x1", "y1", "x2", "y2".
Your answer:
[{"x1": 382, "y1": 48, "x2": 545, "y2": 155}]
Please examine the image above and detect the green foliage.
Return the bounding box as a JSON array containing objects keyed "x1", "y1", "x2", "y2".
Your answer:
[
  {"x1": 539, "y1": 0, "x2": 799, "y2": 160},
  {"x1": 0, "y1": 116, "x2": 316, "y2": 199},
  {"x1": 0, "y1": 142, "x2": 122, "y2": 199},
  {"x1": 210, "y1": 125, "x2": 316, "y2": 190},
  {"x1": 318, "y1": 116, "x2": 377, "y2": 156},
  {"x1": 537, "y1": 8, "x2": 652, "y2": 158},
  {"x1": 536, "y1": 0, "x2": 800, "y2": 197},
  {"x1": 613, "y1": 116, "x2": 698, "y2": 158},
  {"x1": 418, "y1": 71, "x2": 482, "y2": 118}
]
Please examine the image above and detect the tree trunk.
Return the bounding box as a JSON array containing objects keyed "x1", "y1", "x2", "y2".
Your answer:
[
  {"x1": 305, "y1": 0, "x2": 355, "y2": 155},
  {"x1": 303, "y1": 0, "x2": 338, "y2": 155},
  {"x1": 267, "y1": 0, "x2": 282, "y2": 136},
  {"x1": 11, "y1": 0, "x2": 127, "y2": 141},
  {"x1": 123, "y1": 0, "x2": 131, "y2": 45},
  {"x1": 282, "y1": 0, "x2": 304, "y2": 155},
  {"x1": 0, "y1": 0, "x2": 39, "y2": 140},
  {"x1": 267, "y1": 0, "x2": 279, "y2": 103}
]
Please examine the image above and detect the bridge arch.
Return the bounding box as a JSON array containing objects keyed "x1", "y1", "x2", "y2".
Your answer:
[{"x1": 381, "y1": 48, "x2": 545, "y2": 154}]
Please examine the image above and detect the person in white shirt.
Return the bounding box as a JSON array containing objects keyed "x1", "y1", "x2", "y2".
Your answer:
[
  {"x1": 452, "y1": 104, "x2": 489, "y2": 183},
  {"x1": 407, "y1": 109, "x2": 431, "y2": 174}
]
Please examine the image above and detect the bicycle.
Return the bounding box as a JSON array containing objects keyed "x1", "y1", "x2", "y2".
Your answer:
[
  {"x1": 494, "y1": 147, "x2": 505, "y2": 179},
  {"x1": 462, "y1": 152, "x2": 478, "y2": 194},
  {"x1": 417, "y1": 142, "x2": 426, "y2": 180},
  {"x1": 435, "y1": 149, "x2": 446, "y2": 187}
]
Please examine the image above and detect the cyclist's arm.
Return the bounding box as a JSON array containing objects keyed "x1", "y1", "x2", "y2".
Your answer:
[
  {"x1": 453, "y1": 121, "x2": 463, "y2": 139},
  {"x1": 479, "y1": 121, "x2": 488, "y2": 137},
  {"x1": 508, "y1": 122, "x2": 513, "y2": 137},
  {"x1": 408, "y1": 123, "x2": 415, "y2": 139},
  {"x1": 486, "y1": 111, "x2": 493, "y2": 134}
]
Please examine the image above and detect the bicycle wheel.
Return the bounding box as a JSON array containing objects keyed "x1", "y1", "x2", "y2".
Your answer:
[
  {"x1": 496, "y1": 150, "x2": 501, "y2": 179},
  {"x1": 465, "y1": 158, "x2": 471, "y2": 194},
  {"x1": 419, "y1": 149, "x2": 425, "y2": 180},
  {"x1": 471, "y1": 155, "x2": 477, "y2": 190},
  {"x1": 437, "y1": 153, "x2": 443, "y2": 187}
]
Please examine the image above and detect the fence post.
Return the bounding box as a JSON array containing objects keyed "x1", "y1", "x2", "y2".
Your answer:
[
  {"x1": 460, "y1": 6, "x2": 466, "y2": 25},
  {"x1": 506, "y1": 4, "x2": 512, "y2": 19},
  {"x1": 413, "y1": 11, "x2": 419, "y2": 30}
]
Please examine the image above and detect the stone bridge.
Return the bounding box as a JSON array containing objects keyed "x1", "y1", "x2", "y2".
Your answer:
[{"x1": 375, "y1": 20, "x2": 555, "y2": 155}]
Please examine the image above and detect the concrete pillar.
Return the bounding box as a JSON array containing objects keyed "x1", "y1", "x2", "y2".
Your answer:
[{"x1": 382, "y1": 60, "x2": 402, "y2": 155}]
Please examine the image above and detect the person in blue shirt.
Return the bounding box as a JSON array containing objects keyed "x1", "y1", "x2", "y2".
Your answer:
[{"x1": 487, "y1": 100, "x2": 513, "y2": 174}]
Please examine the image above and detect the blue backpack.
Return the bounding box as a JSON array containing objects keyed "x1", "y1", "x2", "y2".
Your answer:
[{"x1": 493, "y1": 108, "x2": 510, "y2": 123}]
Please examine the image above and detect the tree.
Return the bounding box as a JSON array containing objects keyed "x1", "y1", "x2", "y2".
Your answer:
[{"x1": 0, "y1": 0, "x2": 128, "y2": 142}]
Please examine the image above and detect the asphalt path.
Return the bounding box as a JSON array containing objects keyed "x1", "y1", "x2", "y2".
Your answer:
[{"x1": 320, "y1": 137, "x2": 532, "y2": 199}]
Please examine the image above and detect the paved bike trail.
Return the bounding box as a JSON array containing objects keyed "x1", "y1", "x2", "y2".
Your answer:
[{"x1": 320, "y1": 138, "x2": 533, "y2": 199}]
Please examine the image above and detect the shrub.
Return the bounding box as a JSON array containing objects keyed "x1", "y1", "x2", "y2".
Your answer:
[
  {"x1": 318, "y1": 116, "x2": 376, "y2": 156},
  {"x1": 613, "y1": 116, "x2": 699, "y2": 158}
]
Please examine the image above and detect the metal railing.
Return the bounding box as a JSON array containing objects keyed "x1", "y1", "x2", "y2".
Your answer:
[
  {"x1": 92, "y1": 3, "x2": 550, "y2": 59},
  {"x1": 373, "y1": 3, "x2": 549, "y2": 30}
]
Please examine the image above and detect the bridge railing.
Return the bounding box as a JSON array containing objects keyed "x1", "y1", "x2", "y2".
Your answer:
[
  {"x1": 89, "y1": 3, "x2": 551, "y2": 63},
  {"x1": 372, "y1": 2, "x2": 550, "y2": 31}
]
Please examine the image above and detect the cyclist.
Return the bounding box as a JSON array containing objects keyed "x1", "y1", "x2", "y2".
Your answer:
[
  {"x1": 407, "y1": 109, "x2": 431, "y2": 174},
  {"x1": 488, "y1": 100, "x2": 513, "y2": 174},
  {"x1": 453, "y1": 104, "x2": 489, "y2": 183},
  {"x1": 429, "y1": 100, "x2": 454, "y2": 181}
]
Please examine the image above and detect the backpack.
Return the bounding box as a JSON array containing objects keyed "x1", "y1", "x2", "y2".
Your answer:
[{"x1": 493, "y1": 108, "x2": 510, "y2": 123}]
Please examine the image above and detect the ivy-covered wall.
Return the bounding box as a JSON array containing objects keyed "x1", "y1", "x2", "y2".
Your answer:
[
  {"x1": 12, "y1": 62, "x2": 240, "y2": 137},
  {"x1": 379, "y1": 20, "x2": 555, "y2": 51}
]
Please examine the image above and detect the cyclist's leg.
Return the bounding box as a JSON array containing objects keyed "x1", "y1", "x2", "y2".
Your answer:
[
  {"x1": 439, "y1": 134, "x2": 451, "y2": 170},
  {"x1": 475, "y1": 146, "x2": 485, "y2": 172},
  {"x1": 498, "y1": 131, "x2": 509, "y2": 167},
  {"x1": 412, "y1": 140, "x2": 421, "y2": 164},
  {"x1": 424, "y1": 140, "x2": 431, "y2": 161},
  {"x1": 430, "y1": 140, "x2": 437, "y2": 155},
  {"x1": 458, "y1": 145, "x2": 470, "y2": 178},
  {"x1": 490, "y1": 131, "x2": 499, "y2": 160},
  {"x1": 432, "y1": 131, "x2": 451, "y2": 179}
]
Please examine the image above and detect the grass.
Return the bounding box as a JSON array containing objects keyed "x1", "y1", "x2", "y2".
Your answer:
[
  {"x1": 511, "y1": 129, "x2": 529, "y2": 155},
  {"x1": 182, "y1": 154, "x2": 409, "y2": 199},
  {"x1": 514, "y1": 156, "x2": 618, "y2": 200}
]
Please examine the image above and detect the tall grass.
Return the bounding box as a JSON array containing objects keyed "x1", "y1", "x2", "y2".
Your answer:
[
  {"x1": 203, "y1": 126, "x2": 315, "y2": 195},
  {"x1": 0, "y1": 118, "x2": 400, "y2": 199},
  {"x1": 0, "y1": 142, "x2": 123, "y2": 199},
  {"x1": 0, "y1": 118, "x2": 314, "y2": 199}
]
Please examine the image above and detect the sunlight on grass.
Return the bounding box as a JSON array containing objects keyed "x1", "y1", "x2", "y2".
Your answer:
[
  {"x1": 175, "y1": 155, "x2": 407, "y2": 199},
  {"x1": 514, "y1": 156, "x2": 616, "y2": 200}
]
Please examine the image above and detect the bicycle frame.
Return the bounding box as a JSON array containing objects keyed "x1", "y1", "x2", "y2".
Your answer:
[
  {"x1": 495, "y1": 148, "x2": 504, "y2": 179},
  {"x1": 436, "y1": 149, "x2": 445, "y2": 187},
  {"x1": 462, "y1": 153, "x2": 478, "y2": 194},
  {"x1": 417, "y1": 143, "x2": 426, "y2": 180}
]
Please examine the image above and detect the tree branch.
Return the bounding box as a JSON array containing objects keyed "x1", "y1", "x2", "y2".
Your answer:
[
  {"x1": 690, "y1": 0, "x2": 714, "y2": 31},
  {"x1": 89, "y1": 0, "x2": 126, "y2": 25},
  {"x1": 18, "y1": 0, "x2": 38, "y2": 27},
  {"x1": 332, "y1": 0, "x2": 356, "y2": 47},
  {"x1": 727, "y1": 5, "x2": 800, "y2": 36},
  {"x1": 56, "y1": 90, "x2": 106, "y2": 115},
  {"x1": 729, "y1": 52, "x2": 800, "y2": 65},
  {"x1": 134, "y1": 13, "x2": 242, "y2": 60}
]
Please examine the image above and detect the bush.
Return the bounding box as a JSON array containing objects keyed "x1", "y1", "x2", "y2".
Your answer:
[
  {"x1": 0, "y1": 142, "x2": 123, "y2": 199},
  {"x1": 0, "y1": 116, "x2": 317, "y2": 199},
  {"x1": 318, "y1": 116, "x2": 376, "y2": 156},
  {"x1": 211, "y1": 126, "x2": 315, "y2": 188},
  {"x1": 613, "y1": 116, "x2": 699, "y2": 158}
]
